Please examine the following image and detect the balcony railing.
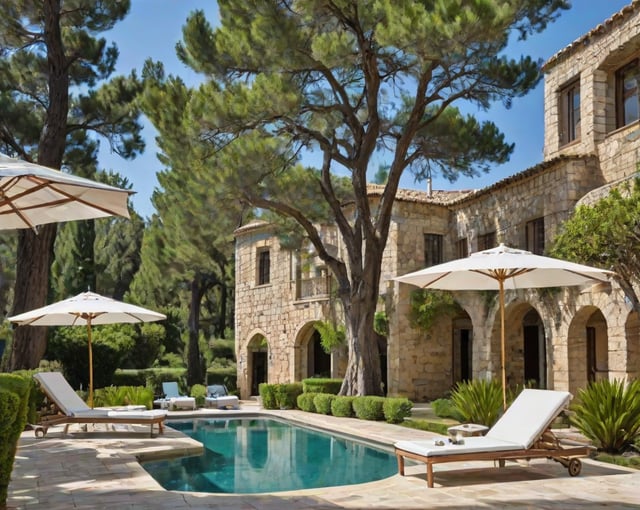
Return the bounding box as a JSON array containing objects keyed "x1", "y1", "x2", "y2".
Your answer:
[{"x1": 296, "y1": 275, "x2": 331, "y2": 300}]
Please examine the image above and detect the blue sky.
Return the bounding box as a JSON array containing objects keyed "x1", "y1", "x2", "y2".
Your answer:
[{"x1": 100, "y1": 1, "x2": 632, "y2": 218}]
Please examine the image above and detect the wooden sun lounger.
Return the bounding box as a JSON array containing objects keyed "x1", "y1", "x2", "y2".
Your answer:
[
  {"x1": 33, "y1": 372, "x2": 167, "y2": 438},
  {"x1": 394, "y1": 389, "x2": 592, "y2": 488}
]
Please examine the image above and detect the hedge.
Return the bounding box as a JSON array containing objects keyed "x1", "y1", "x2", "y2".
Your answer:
[
  {"x1": 352, "y1": 396, "x2": 386, "y2": 421},
  {"x1": 259, "y1": 383, "x2": 303, "y2": 409},
  {"x1": 0, "y1": 373, "x2": 32, "y2": 507},
  {"x1": 383, "y1": 397, "x2": 413, "y2": 423},
  {"x1": 302, "y1": 378, "x2": 342, "y2": 394},
  {"x1": 314, "y1": 393, "x2": 336, "y2": 415},
  {"x1": 331, "y1": 396, "x2": 355, "y2": 417},
  {"x1": 297, "y1": 392, "x2": 318, "y2": 413}
]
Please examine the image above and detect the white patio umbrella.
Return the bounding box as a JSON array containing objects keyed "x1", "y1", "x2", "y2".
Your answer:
[
  {"x1": 394, "y1": 243, "x2": 614, "y2": 409},
  {"x1": 7, "y1": 291, "x2": 166, "y2": 407},
  {"x1": 0, "y1": 153, "x2": 132, "y2": 230}
]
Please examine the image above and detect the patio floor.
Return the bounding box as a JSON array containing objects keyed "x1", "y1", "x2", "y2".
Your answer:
[{"x1": 8, "y1": 402, "x2": 640, "y2": 509}]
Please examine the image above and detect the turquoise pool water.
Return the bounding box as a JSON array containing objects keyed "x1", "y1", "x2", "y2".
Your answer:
[{"x1": 142, "y1": 417, "x2": 397, "y2": 494}]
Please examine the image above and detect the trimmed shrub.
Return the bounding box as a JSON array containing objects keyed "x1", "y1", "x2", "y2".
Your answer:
[
  {"x1": 331, "y1": 396, "x2": 355, "y2": 417},
  {"x1": 383, "y1": 397, "x2": 413, "y2": 424},
  {"x1": 259, "y1": 383, "x2": 277, "y2": 409},
  {"x1": 112, "y1": 369, "x2": 147, "y2": 387},
  {"x1": 190, "y1": 384, "x2": 207, "y2": 408},
  {"x1": 0, "y1": 373, "x2": 31, "y2": 507},
  {"x1": 431, "y1": 397, "x2": 464, "y2": 421},
  {"x1": 314, "y1": 393, "x2": 336, "y2": 415},
  {"x1": 352, "y1": 396, "x2": 386, "y2": 421},
  {"x1": 571, "y1": 378, "x2": 640, "y2": 453},
  {"x1": 302, "y1": 378, "x2": 342, "y2": 395},
  {"x1": 297, "y1": 392, "x2": 318, "y2": 412},
  {"x1": 274, "y1": 383, "x2": 303, "y2": 409}
]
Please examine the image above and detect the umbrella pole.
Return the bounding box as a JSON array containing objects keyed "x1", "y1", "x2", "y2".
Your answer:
[
  {"x1": 87, "y1": 320, "x2": 94, "y2": 408},
  {"x1": 499, "y1": 279, "x2": 507, "y2": 411}
]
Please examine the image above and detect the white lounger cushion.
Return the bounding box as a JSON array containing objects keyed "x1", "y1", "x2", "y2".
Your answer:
[
  {"x1": 486, "y1": 389, "x2": 571, "y2": 448},
  {"x1": 108, "y1": 410, "x2": 167, "y2": 419},
  {"x1": 395, "y1": 436, "x2": 522, "y2": 457}
]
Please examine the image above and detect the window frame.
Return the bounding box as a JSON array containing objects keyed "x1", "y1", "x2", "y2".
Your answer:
[
  {"x1": 616, "y1": 59, "x2": 640, "y2": 128},
  {"x1": 477, "y1": 232, "x2": 496, "y2": 251},
  {"x1": 257, "y1": 248, "x2": 271, "y2": 286},
  {"x1": 559, "y1": 79, "x2": 580, "y2": 145},
  {"x1": 525, "y1": 217, "x2": 545, "y2": 255},
  {"x1": 423, "y1": 233, "x2": 443, "y2": 267}
]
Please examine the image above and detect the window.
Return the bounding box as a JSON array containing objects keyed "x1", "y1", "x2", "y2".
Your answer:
[
  {"x1": 424, "y1": 234, "x2": 443, "y2": 267},
  {"x1": 617, "y1": 59, "x2": 640, "y2": 128},
  {"x1": 559, "y1": 80, "x2": 580, "y2": 145},
  {"x1": 526, "y1": 218, "x2": 545, "y2": 255},
  {"x1": 257, "y1": 249, "x2": 270, "y2": 285},
  {"x1": 456, "y1": 238, "x2": 468, "y2": 259},
  {"x1": 477, "y1": 232, "x2": 496, "y2": 251}
]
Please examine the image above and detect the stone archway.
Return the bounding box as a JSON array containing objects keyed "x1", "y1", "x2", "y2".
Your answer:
[
  {"x1": 567, "y1": 306, "x2": 608, "y2": 394},
  {"x1": 247, "y1": 334, "x2": 269, "y2": 396},
  {"x1": 452, "y1": 313, "x2": 473, "y2": 385},
  {"x1": 625, "y1": 310, "x2": 640, "y2": 380},
  {"x1": 294, "y1": 322, "x2": 332, "y2": 380}
]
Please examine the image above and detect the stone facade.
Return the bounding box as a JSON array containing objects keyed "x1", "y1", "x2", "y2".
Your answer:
[{"x1": 234, "y1": 3, "x2": 640, "y2": 400}]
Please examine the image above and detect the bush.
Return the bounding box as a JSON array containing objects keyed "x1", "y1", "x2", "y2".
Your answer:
[
  {"x1": 331, "y1": 396, "x2": 355, "y2": 417},
  {"x1": 93, "y1": 385, "x2": 154, "y2": 409},
  {"x1": 190, "y1": 384, "x2": 207, "y2": 408},
  {"x1": 274, "y1": 383, "x2": 303, "y2": 409},
  {"x1": 352, "y1": 396, "x2": 386, "y2": 421},
  {"x1": 302, "y1": 378, "x2": 342, "y2": 394},
  {"x1": 570, "y1": 379, "x2": 640, "y2": 454},
  {"x1": 451, "y1": 379, "x2": 504, "y2": 427},
  {"x1": 0, "y1": 373, "x2": 32, "y2": 507},
  {"x1": 259, "y1": 383, "x2": 277, "y2": 409},
  {"x1": 297, "y1": 392, "x2": 318, "y2": 412},
  {"x1": 431, "y1": 397, "x2": 465, "y2": 421},
  {"x1": 383, "y1": 397, "x2": 413, "y2": 424},
  {"x1": 112, "y1": 369, "x2": 147, "y2": 387},
  {"x1": 314, "y1": 393, "x2": 336, "y2": 415}
]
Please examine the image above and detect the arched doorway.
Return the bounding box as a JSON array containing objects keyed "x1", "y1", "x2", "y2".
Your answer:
[
  {"x1": 452, "y1": 315, "x2": 472, "y2": 384},
  {"x1": 568, "y1": 306, "x2": 608, "y2": 394},
  {"x1": 307, "y1": 329, "x2": 331, "y2": 378},
  {"x1": 523, "y1": 308, "x2": 546, "y2": 388},
  {"x1": 248, "y1": 335, "x2": 269, "y2": 396}
]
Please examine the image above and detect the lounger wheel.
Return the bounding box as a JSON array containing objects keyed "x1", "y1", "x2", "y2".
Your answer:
[
  {"x1": 34, "y1": 426, "x2": 47, "y2": 438},
  {"x1": 567, "y1": 458, "x2": 582, "y2": 476}
]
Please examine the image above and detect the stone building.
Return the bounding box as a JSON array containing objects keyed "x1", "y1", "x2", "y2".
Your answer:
[{"x1": 234, "y1": 3, "x2": 640, "y2": 400}]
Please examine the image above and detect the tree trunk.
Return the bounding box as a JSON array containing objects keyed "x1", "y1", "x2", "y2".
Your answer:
[
  {"x1": 187, "y1": 277, "x2": 203, "y2": 386},
  {"x1": 9, "y1": 225, "x2": 57, "y2": 369}
]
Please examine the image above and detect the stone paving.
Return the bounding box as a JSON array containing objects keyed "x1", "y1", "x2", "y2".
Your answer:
[{"x1": 7, "y1": 402, "x2": 640, "y2": 509}]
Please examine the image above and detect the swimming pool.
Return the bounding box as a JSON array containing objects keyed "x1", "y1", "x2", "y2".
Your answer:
[{"x1": 142, "y1": 417, "x2": 397, "y2": 493}]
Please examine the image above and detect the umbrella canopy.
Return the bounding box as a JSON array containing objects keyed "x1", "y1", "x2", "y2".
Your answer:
[
  {"x1": 394, "y1": 243, "x2": 614, "y2": 408},
  {"x1": 0, "y1": 153, "x2": 132, "y2": 230},
  {"x1": 8, "y1": 291, "x2": 166, "y2": 407}
]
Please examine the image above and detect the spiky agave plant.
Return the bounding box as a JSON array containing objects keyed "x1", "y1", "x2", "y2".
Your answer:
[
  {"x1": 570, "y1": 379, "x2": 640, "y2": 453},
  {"x1": 450, "y1": 379, "x2": 504, "y2": 427}
]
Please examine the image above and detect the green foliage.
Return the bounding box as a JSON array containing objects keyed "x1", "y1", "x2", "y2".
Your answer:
[
  {"x1": 431, "y1": 398, "x2": 465, "y2": 422},
  {"x1": 297, "y1": 392, "x2": 318, "y2": 413},
  {"x1": 409, "y1": 290, "x2": 462, "y2": 331},
  {"x1": 331, "y1": 396, "x2": 355, "y2": 418},
  {"x1": 112, "y1": 369, "x2": 147, "y2": 387},
  {"x1": 259, "y1": 383, "x2": 277, "y2": 410},
  {"x1": 550, "y1": 178, "x2": 640, "y2": 305},
  {"x1": 93, "y1": 386, "x2": 154, "y2": 409},
  {"x1": 274, "y1": 383, "x2": 303, "y2": 409},
  {"x1": 400, "y1": 419, "x2": 450, "y2": 436},
  {"x1": 570, "y1": 379, "x2": 640, "y2": 454},
  {"x1": 313, "y1": 321, "x2": 346, "y2": 354},
  {"x1": 302, "y1": 378, "x2": 342, "y2": 394},
  {"x1": 373, "y1": 311, "x2": 389, "y2": 337},
  {"x1": 210, "y1": 339, "x2": 236, "y2": 360},
  {"x1": 144, "y1": 368, "x2": 186, "y2": 396},
  {"x1": 206, "y1": 367, "x2": 237, "y2": 393},
  {"x1": 352, "y1": 396, "x2": 386, "y2": 421},
  {"x1": 46, "y1": 325, "x2": 134, "y2": 391},
  {"x1": 451, "y1": 379, "x2": 504, "y2": 427},
  {"x1": 190, "y1": 384, "x2": 207, "y2": 408},
  {"x1": 383, "y1": 397, "x2": 413, "y2": 424},
  {"x1": 0, "y1": 373, "x2": 32, "y2": 506},
  {"x1": 314, "y1": 393, "x2": 336, "y2": 415}
]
